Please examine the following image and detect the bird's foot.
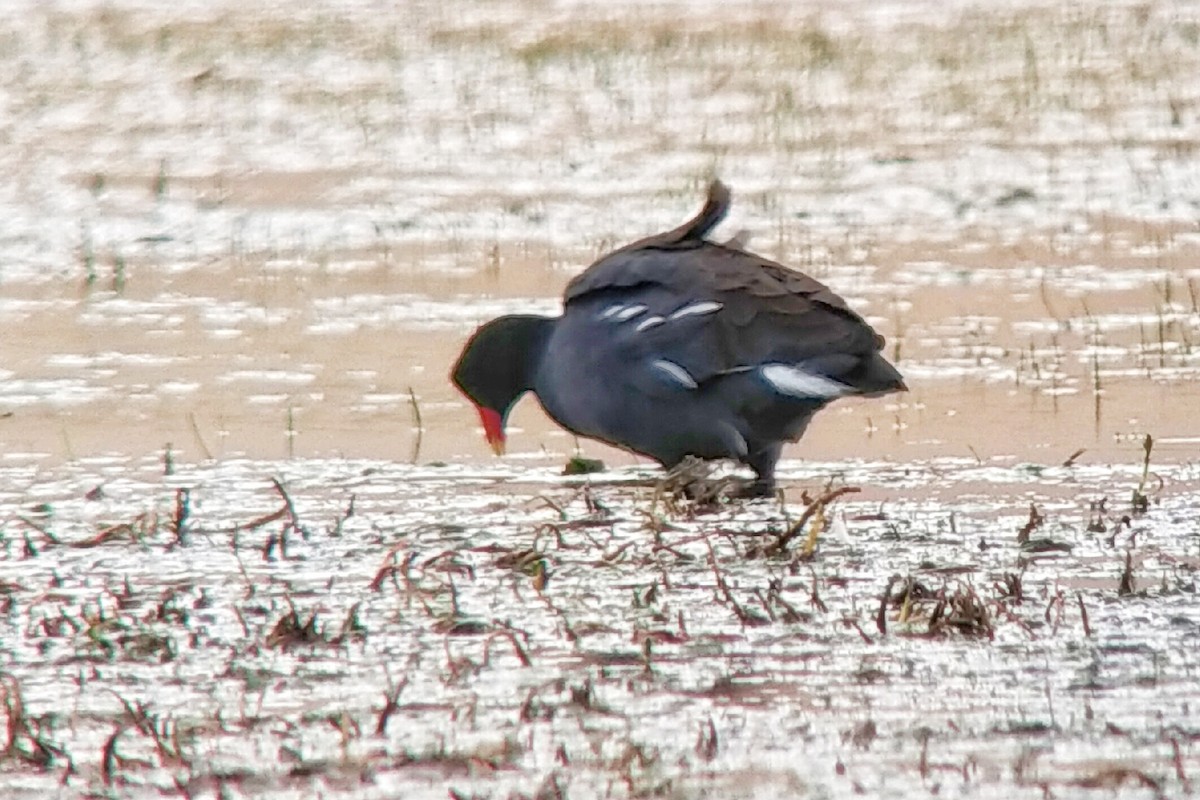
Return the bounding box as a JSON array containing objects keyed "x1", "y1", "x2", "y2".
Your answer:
[
  {"x1": 657, "y1": 459, "x2": 777, "y2": 505},
  {"x1": 659, "y1": 456, "x2": 715, "y2": 492},
  {"x1": 729, "y1": 478, "x2": 777, "y2": 500},
  {"x1": 658, "y1": 458, "x2": 737, "y2": 507}
]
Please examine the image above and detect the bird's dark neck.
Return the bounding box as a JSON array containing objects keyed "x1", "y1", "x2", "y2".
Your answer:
[
  {"x1": 451, "y1": 314, "x2": 557, "y2": 416},
  {"x1": 499, "y1": 315, "x2": 556, "y2": 391}
]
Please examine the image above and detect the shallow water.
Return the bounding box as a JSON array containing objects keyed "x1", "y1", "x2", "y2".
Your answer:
[
  {"x1": 1, "y1": 457, "x2": 1198, "y2": 798},
  {"x1": 1, "y1": 0, "x2": 1198, "y2": 469},
  {"x1": 1, "y1": 0, "x2": 1199, "y2": 796}
]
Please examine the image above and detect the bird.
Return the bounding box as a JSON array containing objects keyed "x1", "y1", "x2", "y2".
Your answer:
[{"x1": 451, "y1": 180, "x2": 905, "y2": 495}]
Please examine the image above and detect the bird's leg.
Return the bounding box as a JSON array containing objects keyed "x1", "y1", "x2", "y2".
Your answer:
[
  {"x1": 735, "y1": 477, "x2": 776, "y2": 499},
  {"x1": 739, "y1": 443, "x2": 782, "y2": 499}
]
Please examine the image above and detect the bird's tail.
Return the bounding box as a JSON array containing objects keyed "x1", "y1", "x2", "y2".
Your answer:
[
  {"x1": 847, "y1": 353, "x2": 907, "y2": 396},
  {"x1": 659, "y1": 180, "x2": 731, "y2": 245}
]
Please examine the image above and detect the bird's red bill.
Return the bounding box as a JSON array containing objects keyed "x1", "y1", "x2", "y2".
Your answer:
[{"x1": 477, "y1": 406, "x2": 506, "y2": 455}]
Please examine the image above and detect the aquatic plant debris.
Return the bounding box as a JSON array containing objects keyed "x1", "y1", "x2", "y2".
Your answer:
[
  {"x1": 0, "y1": 0, "x2": 1198, "y2": 797},
  {"x1": 0, "y1": 456, "x2": 1197, "y2": 797}
]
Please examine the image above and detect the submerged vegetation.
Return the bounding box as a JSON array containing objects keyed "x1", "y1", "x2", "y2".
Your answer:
[{"x1": 0, "y1": 450, "x2": 1196, "y2": 797}]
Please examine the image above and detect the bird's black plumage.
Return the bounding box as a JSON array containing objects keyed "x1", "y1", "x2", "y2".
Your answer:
[{"x1": 451, "y1": 181, "x2": 905, "y2": 493}]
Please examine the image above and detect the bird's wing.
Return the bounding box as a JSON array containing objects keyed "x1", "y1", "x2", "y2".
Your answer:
[{"x1": 565, "y1": 242, "x2": 882, "y2": 389}]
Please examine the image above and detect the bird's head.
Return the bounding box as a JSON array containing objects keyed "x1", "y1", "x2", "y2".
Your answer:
[{"x1": 450, "y1": 315, "x2": 555, "y2": 456}]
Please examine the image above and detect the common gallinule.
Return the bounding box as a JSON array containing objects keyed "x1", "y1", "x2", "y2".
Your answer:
[{"x1": 452, "y1": 180, "x2": 905, "y2": 494}]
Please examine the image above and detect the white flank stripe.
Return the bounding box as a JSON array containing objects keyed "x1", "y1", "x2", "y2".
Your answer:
[
  {"x1": 635, "y1": 315, "x2": 665, "y2": 332},
  {"x1": 614, "y1": 304, "x2": 647, "y2": 321},
  {"x1": 669, "y1": 301, "x2": 723, "y2": 320},
  {"x1": 760, "y1": 364, "x2": 848, "y2": 399},
  {"x1": 600, "y1": 303, "x2": 626, "y2": 319},
  {"x1": 653, "y1": 360, "x2": 698, "y2": 389}
]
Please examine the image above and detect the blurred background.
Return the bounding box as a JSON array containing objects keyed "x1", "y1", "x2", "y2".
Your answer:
[{"x1": 2, "y1": 0, "x2": 1197, "y2": 470}]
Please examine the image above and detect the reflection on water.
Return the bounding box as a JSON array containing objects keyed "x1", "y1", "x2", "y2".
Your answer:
[
  {"x1": 1, "y1": 2, "x2": 1199, "y2": 795},
  {"x1": 2, "y1": 1, "x2": 1199, "y2": 469},
  {"x1": 0, "y1": 456, "x2": 1196, "y2": 797}
]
